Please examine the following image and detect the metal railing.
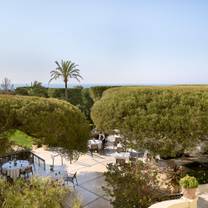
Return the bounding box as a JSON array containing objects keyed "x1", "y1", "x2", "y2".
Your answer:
[{"x1": 0, "y1": 150, "x2": 46, "y2": 170}]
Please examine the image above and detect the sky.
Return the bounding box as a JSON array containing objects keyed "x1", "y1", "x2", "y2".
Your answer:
[{"x1": 0, "y1": 0, "x2": 208, "y2": 85}]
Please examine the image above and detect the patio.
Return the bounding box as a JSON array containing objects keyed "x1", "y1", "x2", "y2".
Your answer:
[{"x1": 32, "y1": 147, "x2": 115, "y2": 208}]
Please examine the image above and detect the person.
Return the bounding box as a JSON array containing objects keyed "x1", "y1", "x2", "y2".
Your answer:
[{"x1": 101, "y1": 137, "x2": 107, "y2": 154}]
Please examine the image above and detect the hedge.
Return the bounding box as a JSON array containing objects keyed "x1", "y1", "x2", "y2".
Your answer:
[
  {"x1": 0, "y1": 95, "x2": 90, "y2": 152},
  {"x1": 89, "y1": 86, "x2": 117, "y2": 102},
  {"x1": 91, "y1": 86, "x2": 208, "y2": 157}
]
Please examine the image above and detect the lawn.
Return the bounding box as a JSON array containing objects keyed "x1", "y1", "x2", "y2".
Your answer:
[{"x1": 8, "y1": 130, "x2": 33, "y2": 148}]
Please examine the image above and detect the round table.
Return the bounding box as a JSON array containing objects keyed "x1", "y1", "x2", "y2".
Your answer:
[
  {"x1": 2, "y1": 160, "x2": 30, "y2": 180},
  {"x1": 88, "y1": 139, "x2": 102, "y2": 149},
  {"x1": 112, "y1": 152, "x2": 130, "y2": 160}
]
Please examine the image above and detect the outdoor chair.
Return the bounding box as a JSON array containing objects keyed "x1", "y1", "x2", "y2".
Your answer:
[
  {"x1": 89, "y1": 144, "x2": 99, "y2": 156},
  {"x1": 64, "y1": 172, "x2": 78, "y2": 187},
  {"x1": 19, "y1": 169, "x2": 26, "y2": 178},
  {"x1": 22, "y1": 166, "x2": 33, "y2": 178}
]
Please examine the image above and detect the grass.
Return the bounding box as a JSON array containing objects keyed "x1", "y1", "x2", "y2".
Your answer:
[{"x1": 8, "y1": 130, "x2": 33, "y2": 148}]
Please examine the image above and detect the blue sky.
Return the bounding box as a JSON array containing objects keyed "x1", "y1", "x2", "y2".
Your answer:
[{"x1": 0, "y1": 0, "x2": 208, "y2": 85}]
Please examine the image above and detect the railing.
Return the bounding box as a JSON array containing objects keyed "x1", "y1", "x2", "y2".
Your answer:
[
  {"x1": 30, "y1": 151, "x2": 46, "y2": 170},
  {"x1": 0, "y1": 150, "x2": 46, "y2": 170}
]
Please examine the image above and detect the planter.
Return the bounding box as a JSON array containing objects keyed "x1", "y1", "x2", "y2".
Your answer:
[{"x1": 182, "y1": 187, "x2": 197, "y2": 199}]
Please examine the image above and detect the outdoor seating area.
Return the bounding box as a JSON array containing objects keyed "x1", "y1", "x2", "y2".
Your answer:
[
  {"x1": 0, "y1": 151, "x2": 46, "y2": 182},
  {"x1": 0, "y1": 133, "x2": 207, "y2": 208}
]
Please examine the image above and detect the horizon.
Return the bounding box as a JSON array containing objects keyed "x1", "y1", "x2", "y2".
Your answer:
[
  {"x1": 1, "y1": 1, "x2": 208, "y2": 84},
  {"x1": 13, "y1": 82, "x2": 208, "y2": 89}
]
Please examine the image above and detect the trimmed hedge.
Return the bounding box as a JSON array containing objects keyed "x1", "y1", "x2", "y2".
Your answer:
[
  {"x1": 89, "y1": 86, "x2": 117, "y2": 102},
  {"x1": 0, "y1": 95, "x2": 90, "y2": 152},
  {"x1": 91, "y1": 86, "x2": 208, "y2": 156}
]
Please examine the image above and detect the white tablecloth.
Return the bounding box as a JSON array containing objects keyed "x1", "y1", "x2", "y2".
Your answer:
[
  {"x1": 2, "y1": 160, "x2": 30, "y2": 180},
  {"x1": 112, "y1": 152, "x2": 130, "y2": 160},
  {"x1": 88, "y1": 139, "x2": 102, "y2": 149}
]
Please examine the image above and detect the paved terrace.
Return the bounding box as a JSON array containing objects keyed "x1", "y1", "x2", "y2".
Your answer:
[
  {"x1": 32, "y1": 147, "x2": 208, "y2": 208},
  {"x1": 33, "y1": 148, "x2": 114, "y2": 208}
]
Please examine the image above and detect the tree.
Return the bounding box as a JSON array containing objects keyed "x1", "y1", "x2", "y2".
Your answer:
[
  {"x1": 0, "y1": 95, "x2": 90, "y2": 154},
  {"x1": 103, "y1": 162, "x2": 161, "y2": 208},
  {"x1": 49, "y1": 60, "x2": 83, "y2": 99},
  {"x1": 1, "y1": 77, "x2": 14, "y2": 93},
  {"x1": 91, "y1": 86, "x2": 208, "y2": 157}
]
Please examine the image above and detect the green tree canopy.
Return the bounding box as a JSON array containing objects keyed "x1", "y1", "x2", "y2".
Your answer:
[
  {"x1": 0, "y1": 95, "x2": 90, "y2": 153},
  {"x1": 91, "y1": 86, "x2": 208, "y2": 157}
]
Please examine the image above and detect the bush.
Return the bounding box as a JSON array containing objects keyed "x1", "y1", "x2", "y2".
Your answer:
[
  {"x1": 179, "y1": 175, "x2": 198, "y2": 189},
  {"x1": 103, "y1": 161, "x2": 161, "y2": 208},
  {"x1": 15, "y1": 87, "x2": 29, "y2": 96},
  {"x1": 0, "y1": 95, "x2": 90, "y2": 153},
  {"x1": 0, "y1": 177, "x2": 68, "y2": 208},
  {"x1": 91, "y1": 86, "x2": 208, "y2": 157},
  {"x1": 15, "y1": 86, "x2": 48, "y2": 97}
]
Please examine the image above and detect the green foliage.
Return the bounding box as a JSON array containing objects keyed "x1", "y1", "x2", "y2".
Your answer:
[
  {"x1": 0, "y1": 95, "x2": 90, "y2": 153},
  {"x1": 0, "y1": 177, "x2": 68, "y2": 208},
  {"x1": 7, "y1": 130, "x2": 33, "y2": 148},
  {"x1": 89, "y1": 86, "x2": 116, "y2": 102},
  {"x1": 16, "y1": 85, "x2": 113, "y2": 121},
  {"x1": 0, "y1": 135, "x2": 14, "y2": 156},
  {"x1": 179, "y1": 175, "x2": 199, "y2": 189},
  {"x1": 91, "y1": 86, "x2": 208, "y2": 157},
  {"x1": 49, "y1": 60, "x2": 83, "y2": 99},
  {"x1": 165, "y1": 163, "x2": 186, "y2": 192},
  {"x1": 48, "y1": 88, "x2": 83, "y2": 105},
  {"x1": 104, "y1": 162, "x2": 161, "y2": 208},
  {"x1": 48, "y1": 88, "x2": 94, "y2": 121},
  {"x1": 15, "y1": 82, "x2": 48, "y2": 97},
  {"x1": 188, "y1": 170, "x2": 208, "y2": 185},
  {"x1": 15, "y1": 87, "x2": 29, "y2": 96}
]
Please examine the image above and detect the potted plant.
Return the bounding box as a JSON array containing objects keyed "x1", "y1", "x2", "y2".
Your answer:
[{"x1": 179, "y1": 175, "x2": 198, "y2": 199}]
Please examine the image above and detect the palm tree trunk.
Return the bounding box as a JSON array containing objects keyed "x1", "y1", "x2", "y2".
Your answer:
[{"x1": 64, "y1": 81, "x2": 68, "y2": 99}]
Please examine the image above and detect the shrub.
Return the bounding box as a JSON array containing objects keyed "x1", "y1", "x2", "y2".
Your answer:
[
  {"x1": 15, "y1": 87, "x2": 29, "y2": 95},
  {"x1": 0, "y1": 177, "x2": 69, "y2": 208},
  {"x1": 0, "y1": 95, "x2": 90, "y2": 153},
  {"x1": 179, "y1": 175, "x2": 199, "y2": 189},
  {"x1": 91, "y1": 86, "x2": 208, "y2": 157},
  {"x1": 103, "y1": 161, "x2": 161, "y2": 208}
]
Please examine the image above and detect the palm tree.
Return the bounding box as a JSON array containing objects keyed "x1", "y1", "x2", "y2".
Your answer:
[{"x1": 49, "y1": 60, "x2": 83, "y2": 99}]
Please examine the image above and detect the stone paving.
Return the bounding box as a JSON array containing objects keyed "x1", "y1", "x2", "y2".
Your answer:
[{"x1": 33, "y1": 148, "x2": 114, "y2": 208}]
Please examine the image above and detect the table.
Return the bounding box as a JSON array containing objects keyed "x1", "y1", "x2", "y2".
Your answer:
[
  {"x1": 2, "y1": 160, "x2": 30, "y2": 180},
  {"x1": 88, "y1": 139, "x2": 102, "y2": 149},
  {"x1": 112, "y1": 152, "x2": 130, "y2": 160}
]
